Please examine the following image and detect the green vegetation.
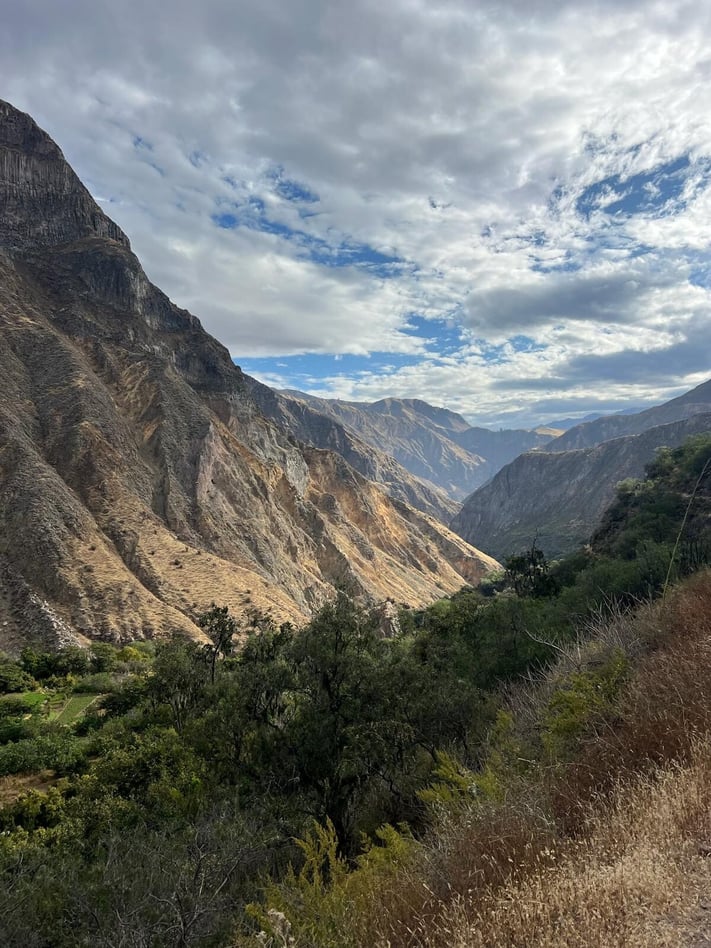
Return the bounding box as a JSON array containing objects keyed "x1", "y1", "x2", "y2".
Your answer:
[
  {"x1": 0, "y1": 433, "x2": 708, "y2": 946},
  {"x1": 51, "y1": 694, "x2": 100, "y2": 725}
]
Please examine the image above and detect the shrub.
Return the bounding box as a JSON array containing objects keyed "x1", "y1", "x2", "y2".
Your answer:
[
  {"x1": 72, "y1": 673, "x2": 118, "y2": 694},
  {"x1": 0, "y1": 731, "x2": 87, "y2": 777},
  {"x1": 0, "y1": 662, "x2": 37, "y2": 695}
]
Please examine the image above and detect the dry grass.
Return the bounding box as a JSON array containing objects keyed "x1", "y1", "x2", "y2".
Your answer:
[
  {"x1": 353, "y1": 571, "x2": 711, "y2": 948},
  {"x1": 550, "y1": 571, "x2": 711, "y2": 834},
  {"x1": 426, "y1": 744, "x2": 711, "y2": 947}
]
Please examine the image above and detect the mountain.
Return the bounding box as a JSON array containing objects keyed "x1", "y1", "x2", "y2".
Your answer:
[
  {"x1": 544, "y1": 382, "x2": 711, "y2": 452},
  {"x1": 0, "y1": 100, "x2": 499, "y2": 650},
  {"x1": 244, "y1": 381, "x2": 459, "y2": 523},
  {"x1": 451, "y1": 424, "x2": 559, "y2": 472},
  {"x1": 277, "y1": 392, "x2": 557, "y2": 499},
  {"x1": 544, "y1": 407, "x2": 646, "y2": 430},
  {"x1": 451, "y1": 413, "x2": 711, "y2": 560}
]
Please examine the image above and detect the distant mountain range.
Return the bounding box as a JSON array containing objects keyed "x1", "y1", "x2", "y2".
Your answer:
[
  {"x1": 0, "y1": 100, "x2": 498, "y2": 651},
  {"x1": 545, "y1": 407, "x2": 645, "y2": 430},
  {"x1": 263, "y1": 377, "x2": 711, "y2": 569},
  {"x1": 273, "y1": 391, "x2": 558, "y2": 499},
  {"x1": 452, "y1": 407, "x2": 711, "y2": 559},
  {"x1": 542, "y1": 380, "x2": 711, "y2": 452}
]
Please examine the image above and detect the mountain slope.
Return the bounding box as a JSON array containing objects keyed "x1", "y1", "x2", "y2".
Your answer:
[
  {"x1": 0, "y1": 100, "x2": 498, "y2": 649},
  {"x1": 278, "y1": 391, "x2": 556, "y2": 498},
  {"x1": 451, "y1": 413, "x2": 711, "y2": 559},
  {"x1": 544, "y1": 379, "x2": 711, "y2": 452},
  {"x1": 244, "y1": 380, "x2": 459, "y2": 522},
  {"x1": 452, "y1": 424, "x2": 557, "y2": 472}
]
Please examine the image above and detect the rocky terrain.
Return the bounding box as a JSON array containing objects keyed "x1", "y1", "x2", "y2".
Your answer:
[
  {"x1": 451, "y1": 412, "x2": 711, "y2": 559},
  {"x1": 278, "y1": 391, "x2": 557, "y2": 499},
  {"x1": 244, "y1": 380, "x2": 459, "y2": 522},
  {"x1": 0, "y1": 100, "x2": 499, "y2": 650}
]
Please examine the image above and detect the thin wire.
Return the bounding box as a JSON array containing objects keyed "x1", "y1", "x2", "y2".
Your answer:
[{"x1": 662, "y1": 452, "x2": 711, "y2": 600}]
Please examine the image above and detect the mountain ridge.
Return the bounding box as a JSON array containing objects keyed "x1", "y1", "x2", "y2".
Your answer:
[
  {"x1": 0, "y1": 100, "x2": 498, "y2": 650},
  {"x1": 451, "y1": 411, "x2": 711, "y2": 559},
  {"x1": 277, "y1": 389, "x2": 557, "y2": 498},
  {"x1": 544, "y1": 380, "x2": 711, "y2": 452}
]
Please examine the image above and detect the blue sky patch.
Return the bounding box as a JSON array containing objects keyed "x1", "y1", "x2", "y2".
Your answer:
[
  {"x1": 468, "y1": 335, "x2": 547, "y2": 365},
  {"x1": 213, "y1": 212, "x2": 238, "y2": 228},
  {"x1": 576, "y1": 154, "x2": 691, "y2": 219},
  {"x1": 400, "y1": 314, "x2": 465, "y2": 355},
  {"x1": 237, "y1": 350, "x2": 422, "y2": 393},
  {"x1": 211, "y1": 192, "x2": 405, "y2": 277},
  {"x1": 267, "y1": 165, "x2": 320, "y2": 204}
]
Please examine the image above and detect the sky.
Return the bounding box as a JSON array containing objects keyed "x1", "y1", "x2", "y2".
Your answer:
[{"x1": 3, "y1": 0, "x2": 711, "y2": 427}]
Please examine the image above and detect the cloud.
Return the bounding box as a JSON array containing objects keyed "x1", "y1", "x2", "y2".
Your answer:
[{"x1": 3, "y1": 0, "x2": 711, "y2": 424}]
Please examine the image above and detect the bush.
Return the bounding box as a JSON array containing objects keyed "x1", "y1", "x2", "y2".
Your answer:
[
  {"x1": 0, "y1": 662, "x2": 37, "y2": 695},
  {"x1": 0, "y1": 731, "x2": 87, "y2": 777},
  {"x1": 72, "y1": 673, "x2": 119, "y2": 694},
  {"x1": 0, "y1": 694, "x2": 40, "y2": 718}
]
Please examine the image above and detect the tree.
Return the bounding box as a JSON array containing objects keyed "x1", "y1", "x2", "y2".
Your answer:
[
  {"x1": 504, "y1": 540, "x2": 557, "y2": 598},
  {"x1": 198, "y1": 605, "x2": 237, "y2": 684},
  {"x1": 0, "y1": 661, "x2": 36, "y2": 695},
  {"x1": 149, "y1": 638, "x2": 208, "y2": 734}
]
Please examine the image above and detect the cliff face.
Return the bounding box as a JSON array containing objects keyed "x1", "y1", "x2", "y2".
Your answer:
[
  {"x1": 0, "y1": 101, "x2": 128, "y2": 253},
  {"x1": 544, "y1": 379, "x2": 711, "y2": 453},
  {"x1": 245, "y1": 380, "x2": 459, "y2": 522},
  {"x1": 0, "y1": 100, "x2": 499, "y2": 651},
  {"x1": 277, "y1": 392, "x2": 556, "y2": 499},
  {"x1": 451, "y1": 413, "x2": 711, "y2": 560}
]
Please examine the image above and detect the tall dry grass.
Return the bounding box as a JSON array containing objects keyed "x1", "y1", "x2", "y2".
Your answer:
[
  {"x1": 360, "y1": 570, "x2": 711, "y2": 947},
  {"x1": 426, "y1": 741, "x2": 711, "y2": 947}
]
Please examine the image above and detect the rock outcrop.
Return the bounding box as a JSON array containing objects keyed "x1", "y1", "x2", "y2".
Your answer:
[{"x1": 0, "y1": 100, "x2": 499, "y2": 650}]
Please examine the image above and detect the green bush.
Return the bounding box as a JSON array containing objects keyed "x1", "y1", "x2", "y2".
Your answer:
[
  {"x1": 72, "y1": 672, "x2": 118, "y2": 694},
  {"x1": 0, "y1": 662, "x2": 37, "y2": 695},
  {"x1": 0, "y1": 731, "x2": 87, "y2": 777},
  {"x1": 0, "y1": 694, "x2": 41, "y2": 718},
  {"x1": 542, "y1": 649, "x2": 629, "y2": 761}
]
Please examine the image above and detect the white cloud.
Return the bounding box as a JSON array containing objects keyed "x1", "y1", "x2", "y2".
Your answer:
[{"x1": 3, "y1": 0, "x2": 711, "y2": 424}]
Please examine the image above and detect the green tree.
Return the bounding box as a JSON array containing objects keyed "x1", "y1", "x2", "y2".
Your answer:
[
  {"x1": 198, "y1": 604, "x2": 237, "y2": 684},
  {"x1": 504, "y1": 541, "x2": 557, "y2": 598},
  {"x1": 149, "y1": 638, "x2": 208, "y2": 734},
  {"x1": 0, "y1": 661, "x2": 36, "y2": 694}
]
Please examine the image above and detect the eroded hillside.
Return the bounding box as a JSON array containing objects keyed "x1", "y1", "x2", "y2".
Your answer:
[{"x1": 0, "y1": 100, "x2": 498, "y2": 648}]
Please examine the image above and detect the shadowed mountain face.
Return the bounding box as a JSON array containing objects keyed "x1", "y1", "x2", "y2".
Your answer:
[
  {"x1": 451, "y1": 413, "x2": 711, "y2": 560},
  {"x1": 543, "y1": 381, "x2": 711, "y2": 453},
  {"x1": 278, "y1": 391, "x2": 557, "y2": 499},
  {"x1": 0, "y1": 100, "x2": 499, "y2": 650}
]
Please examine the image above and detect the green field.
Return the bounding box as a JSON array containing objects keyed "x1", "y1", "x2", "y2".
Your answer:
[
  {"x1": 0, "y1": 691, "x2": 48, "y2": 712},
  {"x1": 49, "y1": 694, "x2": 100, "y2": 725}
]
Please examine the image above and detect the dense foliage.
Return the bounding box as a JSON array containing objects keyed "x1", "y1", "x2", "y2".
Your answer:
[{"x1": 0, "y1": 434, "x2": 708, "y2": 946}]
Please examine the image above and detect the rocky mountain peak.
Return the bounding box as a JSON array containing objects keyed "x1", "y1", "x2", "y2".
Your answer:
[
  {"x1": 0, "y1": 99, "x2": 129, "y2": 254},
  {"x1": 0, "y1": 101, "x2": 499, "y2": 649}
]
